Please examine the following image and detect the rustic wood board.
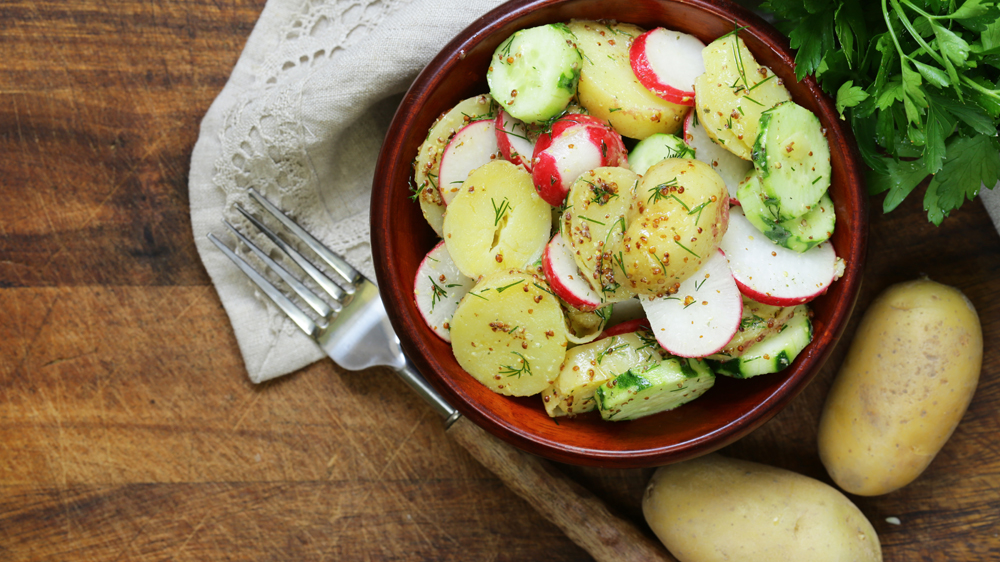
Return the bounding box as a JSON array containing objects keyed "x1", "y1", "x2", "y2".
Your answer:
[{"x1": 1, "y1": 1, "x2": 998, "y2": 560}]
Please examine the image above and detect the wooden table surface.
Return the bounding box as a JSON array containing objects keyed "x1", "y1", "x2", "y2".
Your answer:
[{"x1": 2, "y1": 1, "x2": 998, "y2": 560}]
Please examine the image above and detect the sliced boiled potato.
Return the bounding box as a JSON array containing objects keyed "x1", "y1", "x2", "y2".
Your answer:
[
  {"x1": 451, "y1": 270, "x2": 569, "y2": 396},
  {"x1": 560, "y1": 166, "x2": 639, "y2": 305},
  {"x1": 443, "y1": 160, "x2": 552, "y2": 280},
  {"x1": 562, "y1": 305, "x2": 608, "y2": 345},
  {"x1": 621, "y1": 158, "x2": 728, "y2": 296},
  {"x1": 694, "y1": 34, "x2": 791, "y2": 160},
  {"x1": 413, "y1": 95, "x2": 497, "y2": 235},
  {"x1": 567, "y1": 20, "x2": 688, "y2": 140},
  {"x1": 542, "y1": 329, "x2": 664, "y2": 417}
]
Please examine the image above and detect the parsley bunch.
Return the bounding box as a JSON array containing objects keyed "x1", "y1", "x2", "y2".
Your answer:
[{"x1": 759, "y1": 0, "x2": 1000, "y2": 224}]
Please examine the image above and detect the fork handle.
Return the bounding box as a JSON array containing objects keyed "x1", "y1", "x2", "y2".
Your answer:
[{"x1": 445, "y1": 416, "x2": 676, "y2": 562}]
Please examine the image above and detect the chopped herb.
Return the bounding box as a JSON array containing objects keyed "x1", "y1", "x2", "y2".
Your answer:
[
  {"x1": 532, "y1": 282, "x2": 555, "y2": 296},
  {"x1": 408, "y1": 179, "x2": 425, "y2": 202},
  {"x1": 597, "y1": 343, "x2": 630, "y2": 365},
  {"x1": 428, "y1": 276, "x2": 448, "y2": 311},
  {"x1": 675, "y1": 240, "x2": 700, "y2": 258},
  {"x1": 495, "y1": 279, "x2": 524, "y2": 293},
  {"x1": 500, "y1": 351, "x2": 532, "y2": 378},
  {"x1": 647, "y1": 177, "x2": 681, "y2": 204},
  {"x1": 578, "y1": 215, "x2": 606, "y2": 226},
  {"x1": 492, "y1": 197, "x2": 511, "y2": 226}
]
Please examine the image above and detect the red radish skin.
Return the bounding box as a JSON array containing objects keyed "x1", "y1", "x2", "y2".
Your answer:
[
  {"x1": 495, "y1": 109, "x2": 535, "y2": 171},
  {"x1": 595, "y1": 317, "x2": 652, "y2": 341},
  {"x1": 413, "y1": 241, "x2": 475, "y2": 342},
  {"x1": 630, "y1": 28, "x2": 706, "y2": 106},
  {"x1": 720, "y1": 210, "x2": 839, "y2": 306},
  {"x1": 640, "y1": 249, "x2": 742, "y2": 358},
  {"x1": 549, "y1": 113, "x2": 611, "y2": 135},
  {"x1": 438, "y1": 119, "x2": 500, "y2": 205},
  {"x1": 683, "y1": 111, "x2": 752, "y2": 199},
  {"x1": 531, "y1": 122, "x2": 628, "y2": 206},
  {"x1": 542, "y1": 232, "x2": 603, "y2": 310}
]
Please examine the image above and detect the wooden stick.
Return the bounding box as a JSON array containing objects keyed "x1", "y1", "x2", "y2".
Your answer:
[{"x1": 446, "y1": 416, "x2": 676, "y2": 562}]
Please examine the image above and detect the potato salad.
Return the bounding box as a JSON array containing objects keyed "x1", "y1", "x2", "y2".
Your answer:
[{"x1": 410, "y1": 20, "x2": 843, "y2": 421}]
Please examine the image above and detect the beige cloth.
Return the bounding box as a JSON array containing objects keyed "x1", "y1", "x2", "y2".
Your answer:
[
  {"x1": 190, "y1": 0, "x2": 1000, "y2": 384},
  {"x1": 190, "y1": 0, "x2": 505, "y2": 383}
]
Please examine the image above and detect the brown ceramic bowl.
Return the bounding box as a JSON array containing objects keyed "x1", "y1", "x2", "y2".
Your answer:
[{"x1": 371, "y1": 0, "x2": 867, "y2": 467}]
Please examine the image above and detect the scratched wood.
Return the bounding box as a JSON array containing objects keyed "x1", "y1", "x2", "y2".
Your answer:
[{"x1": 1, "y1": 1, "x2": 998, "y2": 561}]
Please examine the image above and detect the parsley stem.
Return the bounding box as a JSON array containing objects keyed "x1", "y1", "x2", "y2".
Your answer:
[{"x1": 891, "y1": 0, "x2": 948, "y2": 70}]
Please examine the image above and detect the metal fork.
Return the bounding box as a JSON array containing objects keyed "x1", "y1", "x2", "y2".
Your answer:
[{"x1": 208, "y1": 188, "x2": 673, "y2": 562}]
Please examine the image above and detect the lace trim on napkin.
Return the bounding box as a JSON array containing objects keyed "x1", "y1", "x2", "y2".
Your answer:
[{"x1": 211, "y1": 0, "x2": 408, "y2": 336}]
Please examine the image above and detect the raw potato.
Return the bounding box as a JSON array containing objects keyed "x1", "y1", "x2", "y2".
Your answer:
[
  {"x1": 818, "y1": 278, "x2": 983, "y2": 496},
  {"x1": 413, "y1": 95, "x2": 496, "y2": 235},
  {"x1": 450, "y1": 270, "x2": 569, "y2": 396},
  {"x1": 643, "y1": 454, "x2": 882, "y2": 562},
  {"x1": 567, "y1": 20, "x2": 688, "y2": 140}
]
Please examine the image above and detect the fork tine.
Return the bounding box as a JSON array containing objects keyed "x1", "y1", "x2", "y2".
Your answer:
[
  {"x1": 235, "y1": 203, "x2": 349, "y2": 304},
  {"x1": 222, "y1": 220, "x2": 335, "y2": 320},
  {"x1": 207, "y1": 232, "x2": 319, "y2": 337},
  {"x1": 248, "y1": 187, "x2": 363, "y2": 291}
]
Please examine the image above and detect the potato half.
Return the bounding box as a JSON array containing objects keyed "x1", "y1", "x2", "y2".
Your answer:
[{"x1": 620, "y1": 158, "x2": 728, "y2": 295}]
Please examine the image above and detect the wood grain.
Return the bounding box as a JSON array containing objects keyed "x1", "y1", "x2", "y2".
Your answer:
[{"x1": 0, "y1": 1, "x2": 998, "y2": 561}]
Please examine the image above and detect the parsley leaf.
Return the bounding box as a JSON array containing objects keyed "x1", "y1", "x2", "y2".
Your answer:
[
  {"x1": 836, "y1": 81, "x2": 869, "y2": 117},
  {"x1": 759, "y1": 0, "x2": 1000, "y2": 225},
  {"x1": 925, "y1": 135, "x2": 1000, "y2": 224}
]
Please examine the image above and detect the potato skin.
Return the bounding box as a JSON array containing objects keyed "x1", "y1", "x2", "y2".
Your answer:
[
  {"x1": 817, "y1": 278, "x2": 983, "y2": 496},
  {"x1": 643, "y1": 454, "x2": 881, "y2": 562}
]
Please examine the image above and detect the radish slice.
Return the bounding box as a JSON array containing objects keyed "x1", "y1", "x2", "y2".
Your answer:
[
  {"x1": 720, "y1": 208, "x2": 839, "y2": 306},
  {"x1": 542, "y1": 232, "x2": 602, "y2": 310},
  {"x1": 683, "y1": 111, "x2": 752, "y2": 199},
  {"x1": 640, "y1": 249, "x2": 742, "y2": 358},
  {"x1": 438, "y1": 120, "x2": 500, "y2": 205},
  {"x1": 630, "y1": 28, "x2": 706, "y2": 106},
  {"x1": 413, "y1": 241, "x2": 475, "y2": 342},
  {"x1": 495, "y1": 109, "x2": 535, "y2": 171},
  {"x1": 532, "y1": 122, "x2": 628, "y2": 206}
]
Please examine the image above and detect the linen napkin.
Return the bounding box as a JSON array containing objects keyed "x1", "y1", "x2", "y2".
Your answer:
[
  {"x1": 190, "y1": 0, "x2": 506, "y2": 383},
  {"x1": 190, "y1": 0, "x2": 1000, "y2": 384}
]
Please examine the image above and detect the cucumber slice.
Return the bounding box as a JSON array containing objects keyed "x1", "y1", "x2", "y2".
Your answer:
[
  {"x1": 596, "y1": 357, "x2": 715, "y2": 421},
  {"x1": 751, "y1": 101, "x2": 832, "y2": 221},
  {"x1": 737, "y1": 169, "x2": 836, "y2": 253},
  {"x1": 706, "y1": 295, "x2": 797, "y2": 362},
  {"x1": 542, "y1": 329, "x2": 664, "y2": 417},
  {"x1": 709, "y1": 305, "x2": 812, "y2": 378},
  {"x1": 628, "y1": 133, "x2": 695, "y2": 176},
  {"x1": 487, "y1": 24, "x2": 582, "y2": 125}
]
